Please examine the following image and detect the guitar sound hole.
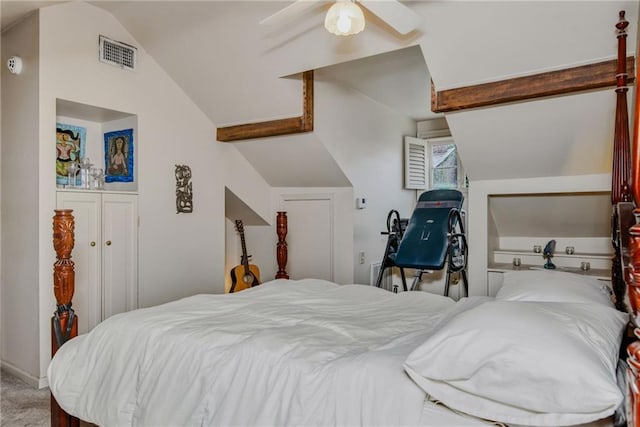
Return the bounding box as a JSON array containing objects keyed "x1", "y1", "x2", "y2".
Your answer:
[{"x1": 243, "y1": 274, "x2": 254, "y2": 284}]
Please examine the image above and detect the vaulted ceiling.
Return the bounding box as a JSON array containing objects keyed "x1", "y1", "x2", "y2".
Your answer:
[
  {"x1": 94, "y1": 0, "x2": 640, "y2": 184},
  {"x1": 3, "y1": 1, "x2": 638, "y2": 186}
]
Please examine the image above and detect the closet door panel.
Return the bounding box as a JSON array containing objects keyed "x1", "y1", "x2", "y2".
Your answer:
[
  {"x1": 102, "y1": 193, "x2": 138, "y2": 320},
  {"x1": 282, "y1": 196, "x2": 333, "y2": 281}
]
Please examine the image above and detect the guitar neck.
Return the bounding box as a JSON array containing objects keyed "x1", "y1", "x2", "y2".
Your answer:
[{"x1": 239, "y1": 231, "x2": 250, "y2": 272}]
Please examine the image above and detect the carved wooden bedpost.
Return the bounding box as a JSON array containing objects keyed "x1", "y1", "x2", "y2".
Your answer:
[
  {"x1": 51, "y1": 209, "x2": 80, "y2": 427},
  {"x1": 624, "y1": 6, "x2": 640, "y2": 425},
  {"x1": 612, "y1": 11, "x2": 633, "y2": 311},
  {"x1": 626, "y1": 5, "x2": 640, "y2": 327},
  {"x1": 629, "y1": 221, "x2": 640, "y2": 314},
  {"x1": 628, "y1": 338, "x2": 640, "y2": 427},
  {"x1": 276, "y1": 211, "x2": 289, "y2": 279},
  {"x1": 613, "y1": 11, "x2": 632, "y2": 204}
]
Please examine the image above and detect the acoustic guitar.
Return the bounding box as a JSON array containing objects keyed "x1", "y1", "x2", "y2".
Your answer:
[{"x1": 229, "y1": 220, "x2": 261, "y2": 293}]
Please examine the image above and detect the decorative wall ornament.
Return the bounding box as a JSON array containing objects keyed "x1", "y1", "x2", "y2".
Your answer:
[
  {"x1": 56, "y1": 123, "x2": 86, "y2": 187},
  {"x1": 104, "y1": 128, "x2": 134, "y2": 183},
  {"x1": 175, "y1": 164, "x2": 193, "y2": 213}
]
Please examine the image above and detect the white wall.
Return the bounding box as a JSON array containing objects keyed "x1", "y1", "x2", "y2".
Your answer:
[
  {"x1": 1, "y1": 11, "x2": 41, "y2": 384},
  {"x1": 220, "y1": 144, "x2": 274, "y2": 293},
  {"x1": 225, "y1": 75, "x2": 419, "y2": 287},
  {"x1": 0, "y1": 1, "x2": 270, "y2": 385},
  {"x1": 220, "y1": 144, "x2": 272, "y2": 227},
  {"x1": 314, "y1": 79, "x2": 417, "y2": 284}
]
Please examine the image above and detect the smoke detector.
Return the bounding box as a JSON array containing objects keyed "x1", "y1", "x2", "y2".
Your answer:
[{"x1": 7, "y1": 56, "x2": 22, "y2": 74}]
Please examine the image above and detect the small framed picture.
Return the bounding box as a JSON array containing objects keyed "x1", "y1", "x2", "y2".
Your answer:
[
  {"x1": 56, "y1": 123, "x2": 86, "y2": 186},
  {"x1": 104, "y1": 129, "x2": 134, "y2": 183}
]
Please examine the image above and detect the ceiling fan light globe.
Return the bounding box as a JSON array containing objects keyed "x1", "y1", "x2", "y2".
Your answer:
[
  {"x1": 324, "y1": 1, "x2": 365, "y2": 36},
  {"x1": 337, "y1": 14, "x2": 351, "y2": 33}
]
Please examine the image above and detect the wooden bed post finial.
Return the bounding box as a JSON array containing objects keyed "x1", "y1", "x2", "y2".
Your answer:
[
  {"x1": 617, "y1": 10, "x2": 628, "y2": 32},
  {"x1": 276, "y1": 211, "x2": 289, "y2": 279}
]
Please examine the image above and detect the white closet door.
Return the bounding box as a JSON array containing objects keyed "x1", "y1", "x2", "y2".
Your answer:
[
  {"x1": 56, "y1": 192, "x2": 102, "y2": 334},
  {"x1": 102, "y1": 193, "x2": 138, "y2": 319},
  {"x1": 282, "y1": 196, "x2": 333, "y2": 281}
]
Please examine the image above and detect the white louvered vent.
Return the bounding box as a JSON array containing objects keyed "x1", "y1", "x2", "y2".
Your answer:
[
  {"x1": 404, "y1": 136, "x2": 428, "y2": 190},
  {"x1": 99, "y1": 35, "x2": 137, "y2": 71}
]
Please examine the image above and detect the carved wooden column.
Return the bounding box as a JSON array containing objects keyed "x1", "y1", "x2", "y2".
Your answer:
[
  {"x1": 51, "y1": 209, "x2": 79, "y2": 427},
  {"x1": 629, "y1": 219, "x2": 640, "y2": 319},
  {"x1": 625, "y1": 7, "x2": 640, "y2": 426},
  {"x1": 612, "y1": 11, "x2": 633, "y2": 311},
  {"x1": 275, "y1": 211, "x2": 289, "y2": 279},
  {"x1": 628, "y1": 193, "x2": 640, "y2": 427},
  {"x1": 627, "y1": 337, "x2": 640, "y2": 427}
]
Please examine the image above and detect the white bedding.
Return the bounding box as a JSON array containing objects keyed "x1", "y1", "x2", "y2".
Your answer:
[{"x1": 49, "y1": 278, "x2": 465, "y2": 426}]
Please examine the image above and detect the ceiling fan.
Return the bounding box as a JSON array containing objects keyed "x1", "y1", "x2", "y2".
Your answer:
[{"x1": 260, "y1": 0, "x2": 422, "y2": 36}]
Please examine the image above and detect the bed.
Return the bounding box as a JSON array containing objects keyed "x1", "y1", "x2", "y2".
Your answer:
[
  {"x1": 49, "y1": 11, "x2": 637, "y2": 427},
  {"x1": 49, "y1": 273, "x2": 627, "y2": 426}
]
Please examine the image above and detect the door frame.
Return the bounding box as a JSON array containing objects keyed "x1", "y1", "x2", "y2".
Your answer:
[{"x1": 280, "y1": 193, "x2": 335, "y2": 282}]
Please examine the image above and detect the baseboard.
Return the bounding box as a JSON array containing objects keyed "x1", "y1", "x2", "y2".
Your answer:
[{"x1": 1, "y1": 360, "x2": 48, "y2": 389}]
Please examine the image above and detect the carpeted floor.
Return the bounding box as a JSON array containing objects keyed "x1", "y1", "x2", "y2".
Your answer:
[
  {"x1": 1, "y1": 370, "x2": 97, "y2": 427},
  {"x1": 1, "y1": 370, "x2": 50, "y2": 427}
]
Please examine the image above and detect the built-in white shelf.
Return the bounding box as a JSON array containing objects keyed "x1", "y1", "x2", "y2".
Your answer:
[
  {"x1": 487, "y1": 263, "x2": 610, "y2": 281},
  {"x1": 489, "y1": 248, "x2": 612, "y2": 281},
  {"x1": 56, "y1": 189, "x2": 138, "y2": 195}
]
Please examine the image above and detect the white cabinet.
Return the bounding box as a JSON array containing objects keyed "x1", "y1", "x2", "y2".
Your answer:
[{"x1": 56, "y1": 191, "x2": 138, "y2": 333}]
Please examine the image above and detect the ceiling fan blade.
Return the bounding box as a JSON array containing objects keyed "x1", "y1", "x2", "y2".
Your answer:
[
  {"x1": 359, "y1": 0, "x2": 421, "y2": 35},
  {"x1": 259, "y1": 0, "x2": 325, "y2": 28}
]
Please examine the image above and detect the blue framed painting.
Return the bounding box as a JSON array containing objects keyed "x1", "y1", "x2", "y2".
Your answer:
[
  {"x1": 56, "y1": 123, "x2": 86, "y2": 186},
  {"x1": 104, "y1": 129, "x2": 134, "y2": 183}
]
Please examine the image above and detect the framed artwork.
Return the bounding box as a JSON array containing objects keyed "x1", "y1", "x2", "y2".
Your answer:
[
  {"x1": 104, "y1": 128, "x2": 134, "y2": 183},
  {"x1": 56, "y1": 123, "x2": 86, "y2": 186}
]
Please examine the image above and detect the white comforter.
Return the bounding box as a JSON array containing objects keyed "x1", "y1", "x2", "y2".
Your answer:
[{"x1": 48, "y1": 279, "x2": 458, "y2": 426}]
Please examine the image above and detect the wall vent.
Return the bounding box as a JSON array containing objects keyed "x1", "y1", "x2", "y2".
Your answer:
[
  {"x1": 99, "y1": 35, "x2": 137, "y2": 71},
  {"x1": 369, "y1": 262, "x2": 392, "y2": 290}
]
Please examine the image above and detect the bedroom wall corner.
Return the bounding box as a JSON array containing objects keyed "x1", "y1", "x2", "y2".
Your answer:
[
  {"x1": 220, "y1": 144, "x2": 272, "y2": 293},
  {"x1": 1, "y1": 11, "x2": 42, "y2": 385},
  {"x1": 220, "y1": 143, "x2": 272, "y2": 227},
  {"x1": 313, "y1": 79, "x2": 416, "y2": 285}
]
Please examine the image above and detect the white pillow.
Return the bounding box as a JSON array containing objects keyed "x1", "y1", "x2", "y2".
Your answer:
[
  {"x1": 404, "y1": 300, "x2": 627, "y2": 426},
  {"x1": 495, "y1": 270, "x2": 613, "y2": 307}
]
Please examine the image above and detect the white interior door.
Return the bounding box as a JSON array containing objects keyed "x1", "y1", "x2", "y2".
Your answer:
[{"x1": 282, "y1": 195, "x2": 333, "y2": 281}]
